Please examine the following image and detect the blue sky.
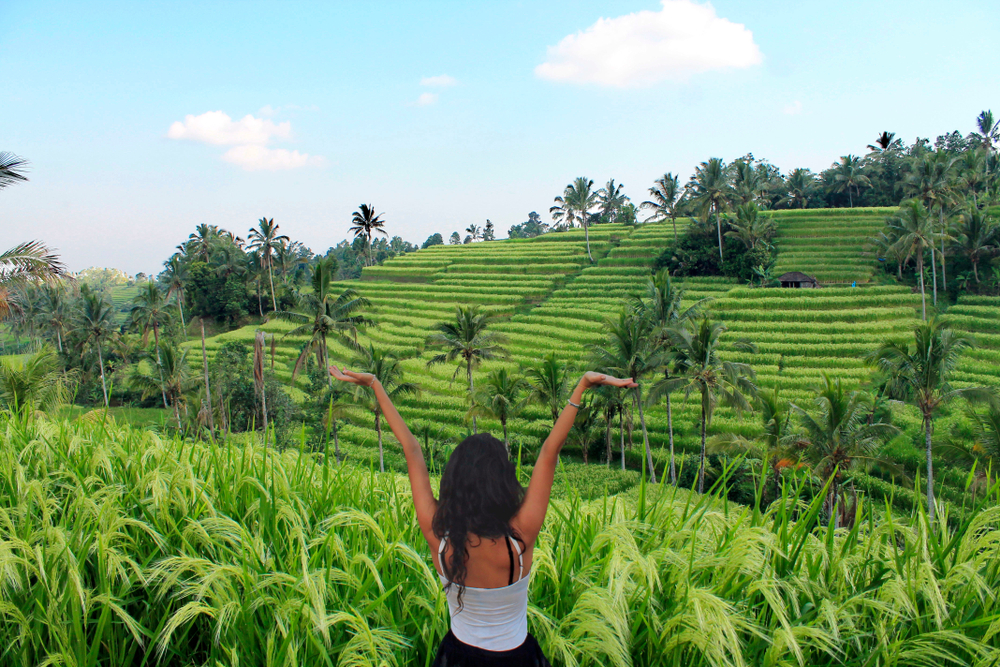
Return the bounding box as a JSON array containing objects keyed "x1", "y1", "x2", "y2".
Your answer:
[{"x1": 3, "y1": 0, "x2": 998, "y2": 274}]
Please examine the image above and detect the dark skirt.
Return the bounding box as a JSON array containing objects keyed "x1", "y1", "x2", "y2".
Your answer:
[{"x1": 432, "y1": 630, "x2": 550, "y2": 667}]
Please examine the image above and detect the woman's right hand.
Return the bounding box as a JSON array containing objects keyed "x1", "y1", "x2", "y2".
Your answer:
[
  {"x1": 581, "y1": 372, "x2": 637, "y2": 390},
  {"x1": 330, "y1": 365, "x2": 376, "y2": 387}
]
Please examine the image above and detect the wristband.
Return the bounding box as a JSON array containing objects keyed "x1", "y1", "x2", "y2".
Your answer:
[{"x1": 567, "y1": 399, "x2": 581, "y2": 409}]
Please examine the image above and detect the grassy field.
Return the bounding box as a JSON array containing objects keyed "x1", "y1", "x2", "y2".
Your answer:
[
  {"x1": 178, "y1": 210, "x2": 985, "y2": 513},
  {"x1": 3, "y1": 413, "x2": 999, "y2": 666}
]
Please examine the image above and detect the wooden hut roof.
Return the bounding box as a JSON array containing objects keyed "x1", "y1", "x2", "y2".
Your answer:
[{"x1": 778, "y1": 271, "x2": 817, "y2": 282}]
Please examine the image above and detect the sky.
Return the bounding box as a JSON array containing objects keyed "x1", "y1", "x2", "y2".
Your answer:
[{"x1": 3, "y1": 0, "x2": 999, "y2": 275}]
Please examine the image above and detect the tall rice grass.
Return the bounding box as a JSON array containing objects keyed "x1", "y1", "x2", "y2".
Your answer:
[{"x1": 2, "y1": 412, "x2": 1000, "y2": 666}]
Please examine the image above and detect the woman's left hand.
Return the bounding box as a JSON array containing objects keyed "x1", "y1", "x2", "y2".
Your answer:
[
  {"x1": 330, "y1": 365, "x2": 376, "y2": 387},
  {"x1": 581, "y1": 371, "x2": 637, "y2": 389}
]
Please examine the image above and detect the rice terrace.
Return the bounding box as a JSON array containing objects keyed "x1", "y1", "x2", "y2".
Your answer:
[{"x1": 5, "y1": 2, "x2": 1000, "y2": 665}]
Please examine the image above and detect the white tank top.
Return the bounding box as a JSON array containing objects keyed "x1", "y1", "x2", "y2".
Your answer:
[{"x1": 437, "y1": 535, "x2": 529, "y2": 651}]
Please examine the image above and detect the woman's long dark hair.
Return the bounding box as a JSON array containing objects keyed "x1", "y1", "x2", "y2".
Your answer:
[{"x1": 433, "y1": 433, "x2": 525, "y2": 607}]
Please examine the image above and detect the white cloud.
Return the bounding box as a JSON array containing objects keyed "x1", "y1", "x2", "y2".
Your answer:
[
  {"x1": 168, "y1": 110, "x2": 324, "y2": 170},
  {"x1": 222, "y1": 145, "x2": 325, "y2": 171},
  {"x1": 167, "y1": 111, "x2": 291, "y2": 145},
  {"x1": 783, "y1": 100, "x2": 803, "y2": 115},
  {"x1": 415, "y1": 92, "x2": 438, "y2": 106},
  {"x1": 535, "y1": 0, "x2": 762, "y2": 87},
  {"x1": 420, "y1": 74, "x2": 457, "y2": 87}
]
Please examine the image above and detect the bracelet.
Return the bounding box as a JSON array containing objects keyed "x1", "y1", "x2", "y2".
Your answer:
[{"x1": 567, "y1": 399, "x2": 581, "y2": 409}]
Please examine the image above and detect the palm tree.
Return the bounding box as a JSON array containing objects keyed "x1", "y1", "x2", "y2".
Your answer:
[
  {"x1": 162, "y1": 255, "x2": 188, "y2": 331},
  {"x1": 866, "y1": 319, "x2": 997, "y2": 521},
  {"x1": 551, "y1": 177, "x2": 600, "y2": 262},
  {"x1": 793, "y1": 376, "x2": 896, "y2": 526},
  {"x1": 0, "y1": 152, "x2": 29, "y2": 190},
  {"x1": 688, "y1": 158, "x2": 731, "y2": 260},
  {"x1": 867, "y1": 131, "x2": 896, "y2": 152},
  {"x1": 0, "y1": 347, "x2": 72, "y2": 414},
  {"x1": 0, "y1": 241, "x2": 66, "y2": 320},
  {"x1": 130, "y1": 344, "x2": 197, "y2": 429},
  {"x1": 831, "y1": 155, "x2": 871, "y2": 208},
  {"x1": 38, "y1": 283, "x2": 70, "y2": 353},
  {"x1": 783, "y1": 168, "x2": 815, "y2": 209},
  {"x1": 525, "y1": 352, "x2": 574, "y2": 426},
  {"x1": 589, "y1": 310, "x2": 661, "y2": 483},
  {"x1": 271, "y1": 257, "x2": 372, "y2": 380},
  {"x1": 465, "y1": 224, "x2": 482, "y2": 242},
  {"x1": 247, "y1": 217, "x2": 289, "y2": 313},
  {"x1": 867, "y1": 319, "x2": 996, "y2": 522},
  {"x1": 959, "y1": 148, "x2": 987, "y2": 209},
  {"x1": 591, "y1": 384, "x2": 626, "y2": 468},
  {"x1": 74, "y1": 288, "x2": 116, "y2": 408},
  {"x1": 640, "y1": 172, "x2": 681, "y2": 241},
  {"x1": 354, "y1": 344, "x2": 419, "y2": 472},
  {"x1": 633, "y1": 269, "x2": 705, "y2": 484},
  {"x1": 732, "y1": 159, "x2": 764, "y2": 206},
  {"x1": 426, "y1": 305, "x2": 509, "y2": 433},
  {"x1": 654, "y1": 317, "x2": 757, "y2": 493},
  {"x1": 954, "y1": 208, "x2": 999, "y2": 283},
  {"x1": 129, "y1": 281, "x2": 175, "y2": 412},
  {"x1": 185, "y1": 224, "x2": 224, "y2": 263},
  {"x1": 597, "y1": 179, "x2": 627, "y2": 223},
  {"x1": 902, "y1": 151, "x2": 957, "y2": 298},
  {"x1": 349, "y1": 204, "x2": 388, "y2": 267},
  {"x1": 468, "y1": 368, "x2": 529, "y2": 453},
  {"x1": 888, "y1": 200, "x2": 936, "y2": 320},
  {"x1": 976, "y1": 110, "x2": 999, "y2": 196},
  {"x1": 725, "y1": 202, "x2": 776, "y2": 251}
]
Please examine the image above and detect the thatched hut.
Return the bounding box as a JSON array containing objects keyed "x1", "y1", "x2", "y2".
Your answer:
[{"x1": 778, "y1": 271, "x2": 819, "y2": 289}]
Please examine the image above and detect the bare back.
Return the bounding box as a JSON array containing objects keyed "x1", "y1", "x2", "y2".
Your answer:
[{"x1": 431, "y1": 527, "x2": 534, "y2": 589}]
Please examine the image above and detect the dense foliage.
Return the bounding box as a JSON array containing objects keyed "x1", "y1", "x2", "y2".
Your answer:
[{"x1": 3, "y1": 414, "x2": 1000, "y2": 666}]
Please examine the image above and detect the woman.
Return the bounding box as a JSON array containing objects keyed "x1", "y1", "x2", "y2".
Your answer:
[{"x1": 330, "y1": 365, "x2": 636, "y2": 666}]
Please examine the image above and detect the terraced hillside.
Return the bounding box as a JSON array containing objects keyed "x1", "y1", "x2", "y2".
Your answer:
[
  {"x1": 188, "y1": 208, "x2": 983, "y2": 508},
  {"x1": 771, "y1": 208, "x2": 890, "y2": 284}
]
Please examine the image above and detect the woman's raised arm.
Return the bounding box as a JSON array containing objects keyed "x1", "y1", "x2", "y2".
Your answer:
[
  {"x1": 513, "y1": 372, "x2": 636, "y2": 544},
  {"x1": 330, "y1": 366, "x2": 438, "y2": 545}
]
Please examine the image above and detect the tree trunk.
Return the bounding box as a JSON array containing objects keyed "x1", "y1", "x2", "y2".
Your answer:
[
  {"x1": 619, "y1": 408, "x2": 626, "y2": 471},
  {"x1": 153, "y1": 324, "x2": 169, "y2": 411},
  {"x1": 376, "y1": 410, "x2": 384, "y2": 473},
  {"x1": 848, "y1": 188, "x2": 853, "y2": 208},
  {"x1": 666, "y1": 373, "x2": 676, "y2": 484},
  {"x1": 671, "y1": 215, "x2": 678, "y2": 244},
  {"x1": 177, "y1": 294, "x2": 186, "y2": 331},
  {"x1": 257, "y1": 277, "x2": 264, "y2": 317},
  {"x1": 930, "y1": 241, "x2": 938, "y2": 307},
  {"x1": 502, "y1": 418, "x2": 509, "y2": 456},
  {"x1": 974, "y1": 258, "x2": 980, "y2": 283},
  {"x1": 583, "y1": 218, "x2": 593, "y2": 263},
  {"x1": 925, "y1": 415, "x2": 935, "y2": 523},
  {"x1": 173, "y1": 399, "x2": 182, "y2": 431},
  {"x1": 605, "y1": 410, "x2": 612, "y2": 468},
  {"x1": 201, "y1": 318, "x2": 214, "y2": 435},
  {"x1": 939, "y1": 206, "x2": 947, "y2": 292},
  {"x1": 268, "y1": 258, "x2": 278, "y2": 313},
  {"x1": 918, "y1": 254, "x2": 927, "y2": 321},
  {"x1": 636, "y1": 383, "x2": 656, "y2": 484},
  {"x1": 698, "y1": 397, "x2": 707, "y2": 493},
  {"x1": 715, "y1": 204, "x2": 724, "y2": 260},
  {"x1": 56, "y1": 329, "x2": 63, "y2": 353},
  {"x1": 97, "y1": 344, "x2": 109, "y2": 409},
  {"x1": 468, "y1": 359, "x2": 476, "y2": 433}
]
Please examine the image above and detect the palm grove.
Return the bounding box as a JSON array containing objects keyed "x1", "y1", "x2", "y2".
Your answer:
[{"x1": 4, "y1": 110, "x2": 1000, "y2": 527}]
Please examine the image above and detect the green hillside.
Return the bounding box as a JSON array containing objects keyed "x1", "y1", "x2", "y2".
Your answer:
[{"x1": 182, "y1": 207, "x2": 997, "y2": 512}]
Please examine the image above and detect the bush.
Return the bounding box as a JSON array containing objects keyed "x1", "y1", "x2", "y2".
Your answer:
[{"x1": 654, "y1": 223, "x2": 776, "y2": 282}]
